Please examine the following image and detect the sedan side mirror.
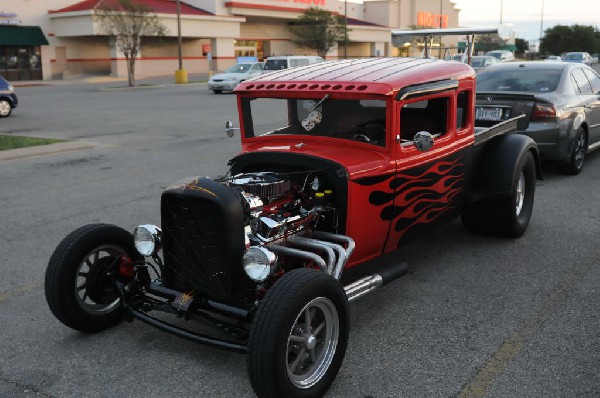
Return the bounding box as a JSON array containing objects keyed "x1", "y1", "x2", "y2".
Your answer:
[
  {"x1": 225, "y1": 121, "x2": 240, "y2": 138},
  {"x1": 413, "y1": 131, "x2": 434, "y2": 151}
]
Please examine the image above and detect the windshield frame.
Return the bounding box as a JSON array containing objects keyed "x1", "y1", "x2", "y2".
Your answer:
[{"x1": 238, "y1": 94, "x2": 391, "y2": 150}]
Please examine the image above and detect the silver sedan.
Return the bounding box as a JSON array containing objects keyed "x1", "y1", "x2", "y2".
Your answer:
[{"x1": 475, "y1": 61, "x2": 600, "y2": 174}]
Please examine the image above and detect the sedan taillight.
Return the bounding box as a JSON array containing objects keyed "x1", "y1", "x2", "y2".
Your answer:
[{"x1": 532, "y1": 103, "x2": 557, "y2": 120}]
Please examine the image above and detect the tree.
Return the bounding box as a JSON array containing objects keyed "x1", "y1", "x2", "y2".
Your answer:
[
  {"x1": 95, "y1": 0, "x2": 167, "y2": 86},
  {"x1": 475, "y1": 34, "x2": 507, "y2": 53},
  {"x1": 287, "y1": 8, "x2": 350, "y2": 58},
  {"x1": 515, "y1": 38, "x2": 529, "y2": 55},
  {"x1": 540, "y1": 24, "x2": 599, "y2": 55}
]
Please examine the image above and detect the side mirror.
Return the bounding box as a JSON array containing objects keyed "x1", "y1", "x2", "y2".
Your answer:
[
  {"x1": 413, "y1": 131, "x2": 434, "y2": 151},
  {"x1": 225, "y1": 121, "x2": 239, "y2": 138}
]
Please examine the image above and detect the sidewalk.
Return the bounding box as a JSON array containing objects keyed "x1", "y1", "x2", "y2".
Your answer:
[{"x1": 13, "y1": 72, "x2": 210, "y2": 88}]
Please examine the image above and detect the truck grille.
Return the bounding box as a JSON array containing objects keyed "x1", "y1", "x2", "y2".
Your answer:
[{"x1": 161, "y1": 196, "x2": 231, "y2": 300}]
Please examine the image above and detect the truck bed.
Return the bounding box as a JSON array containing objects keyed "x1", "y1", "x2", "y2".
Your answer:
[{"x1": 474, "y1": 115, "x2": 525, "y2": 147}]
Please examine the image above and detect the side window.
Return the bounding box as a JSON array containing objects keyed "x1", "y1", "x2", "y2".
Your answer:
[
  {"x1": 297, "y1": 59, "x2": 309, "y2": 66},
  {"x1": 571, "y1": 69, "x2": 593, "y2": 94},
  {"x1": 290, "y1": 59, "x2": 298, "y2": 67},
  {"x1": 583, "y1": 69, "x2": 600, "y2": 93},
  {"x1": 456, "y1": 90, "x2": 471, "y2": 131},
  {"x1": 250, "y1": 64, "x2": 261, "y2": 71},
  {"x1": 400, "y1": 97, "x2": 449, "y2": 144}
]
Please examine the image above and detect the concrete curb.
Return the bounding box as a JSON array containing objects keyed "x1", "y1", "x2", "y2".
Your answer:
[{"x1": 0, "y1": 140, "x2": 111, "y2": 161}]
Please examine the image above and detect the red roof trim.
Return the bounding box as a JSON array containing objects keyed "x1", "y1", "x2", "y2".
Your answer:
[{"x1": 49, "y1": 0, "x2": 214, "y2": 16}]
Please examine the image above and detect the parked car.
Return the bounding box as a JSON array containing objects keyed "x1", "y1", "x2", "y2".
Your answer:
[
  {"x1": 0, "y1": 75, "x2": 18, "y2": 117},
  {"x1": 562, "y1": 52, "x2": 592, "y2": 66},
  {"x1": 207, "y1": 62, "x2": 264, "y2": 94},
  {"x1": 475, "y1": 61, "x2": 600, "y2": 174},
  {"x1": 470, "y1": 55, "x2": 499, "y2": 70},
  {"x1": 544, "y1": 55, "x2": 562, "y2": 62},
  {"x1": 485, "y1": 50, "x2": 515, "y2": 62},
  {"x1": 45, "y1": 57, "x2": 541, "y2": 398},
  {"x1": 449, "y1": 53, "x2": 468, "y2": 63},
  {"x1": 262, "y1": 55, "x2": 324, "y2": 72}
]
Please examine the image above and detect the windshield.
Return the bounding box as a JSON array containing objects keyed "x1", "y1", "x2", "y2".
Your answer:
[
  {"x1": 564, "y1": 53, "x2": 583, "y2": 60},
  {"x1": 263, "y1": 60, "x2": 288, "y2": 70},
  {"x1": 225, "y1": 63, "x2": 253, "y2": 73},
  {"x1": 471, "y1": 58, "x2": 486, "y2": 67},
  {"x1": 476, "y1": 68, "x2": 562, "y2": 93},
  {"x1": 241, "y1": 97, "x2": 387, "y2": 147}
]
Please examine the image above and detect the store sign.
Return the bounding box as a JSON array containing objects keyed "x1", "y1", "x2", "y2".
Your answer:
[
  {"x1": 0, "y1": 11, "x2": 21, "y2": 25},
  {"x1": 417, "y1": 11, "x2": 448, "y2": 28},
  {"x1": 275, "y1": 0, "x2": 327, "y2": 6}
]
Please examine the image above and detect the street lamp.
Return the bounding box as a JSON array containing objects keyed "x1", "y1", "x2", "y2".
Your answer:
[{"x1": 174, "y1": 0, "x2": 188, "y2": 83}]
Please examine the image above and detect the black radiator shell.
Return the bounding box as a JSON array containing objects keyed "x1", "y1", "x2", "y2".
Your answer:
[{"x1": 160, "y1": 177, "x2": 249, "y2": 303}]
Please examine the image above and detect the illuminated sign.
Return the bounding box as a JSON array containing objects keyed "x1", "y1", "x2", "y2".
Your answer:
[{"x1": 417, "y1": 11, "x2": 448, "y2": 28}]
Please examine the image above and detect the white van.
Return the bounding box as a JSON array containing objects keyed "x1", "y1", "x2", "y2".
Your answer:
[{"x1": 262, "y1": 55, "x2": 324, "y2": 72}]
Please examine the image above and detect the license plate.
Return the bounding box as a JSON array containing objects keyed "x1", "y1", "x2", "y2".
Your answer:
[{"x1": 476, "y1": 107, "x2": 503, "y2": 121}]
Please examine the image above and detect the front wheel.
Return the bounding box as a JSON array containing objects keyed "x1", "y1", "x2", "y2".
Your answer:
[
  {"x1": 247, "y1": 268, "x2": 349, "y2": 398},
  {"x1": 461, "y1": 151, "x2": 536, "y2": 238},
  {"x1": 212, "y1": 89, "x2": 223, "y2": 94},
  {"x1": 44, "y1": 223, "x2": 142, "y2": 333},
  {"x1": 0, "y1": 99, "x2": 13, "y2": 117}
]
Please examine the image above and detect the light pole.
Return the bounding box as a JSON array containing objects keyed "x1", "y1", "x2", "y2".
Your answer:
[
  {"x1": 344, "y1": 0, "x2": 347, "y2": 59},
  {"x1": 174, "y1": 0, "x2": 188, "y2": 83},
  {"x1": 539, "y1": 0, "x2": 545, "y2": 42}
]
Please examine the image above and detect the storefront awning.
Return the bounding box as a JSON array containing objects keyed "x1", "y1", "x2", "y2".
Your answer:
[{"x1": 0, "y1": 25, "x2": 49, "y2": 46}]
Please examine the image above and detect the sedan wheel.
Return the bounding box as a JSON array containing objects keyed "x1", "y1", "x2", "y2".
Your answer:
[
  {"x1": 560, "y1": 127, "x2": 586, "y2": 175},
  {"x1": 0, "y1": 99, "x2": 12, "y2": 117}
]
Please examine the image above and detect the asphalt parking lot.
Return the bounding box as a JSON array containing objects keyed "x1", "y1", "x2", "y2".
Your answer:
[{"x1": 0, "y1": 67, "x2": 599, "y2": 398}]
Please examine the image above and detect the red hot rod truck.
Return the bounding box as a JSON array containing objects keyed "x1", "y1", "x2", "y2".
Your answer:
[{"x1": 45, "y1": 58, "x2": 542, "y2": 398}]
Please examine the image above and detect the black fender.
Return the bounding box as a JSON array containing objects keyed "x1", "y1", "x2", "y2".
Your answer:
[{"x1": 468, "y1": 134, "x2": 543, "y2": 202}]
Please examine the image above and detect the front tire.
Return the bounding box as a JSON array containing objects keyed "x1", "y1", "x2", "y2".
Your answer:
[
  {"x1": 0, "y1": 99, "x2": 12, "y2": 117},
  {"x1": 45, "y1": 223, "x2": 141, "y2": 333},
  {"x1": 461, "y1": 151, "x2": 536, "y2": 238},
  {"x1": 247, "y1": 268, "x2": 349, "y2": 398},
  {"x1": 212, "y1": 89, "x2": 223, "y2": 94},
  {"x1": 559, "y1": 127, "x2": 586, "y2": 175}
]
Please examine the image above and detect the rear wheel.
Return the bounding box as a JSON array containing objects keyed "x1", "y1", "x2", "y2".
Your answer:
[
  {"x1": 247, "y1": 268, "x2": 349, "y2": 398},
  {"x1": 461, "y1": 151, "x2": 536, "y2": 238},
  {"x1": 559, "y1": 127, "x2": 586, "y2": 175},
  {"x1": 0, "y1": 99, "x2": 12, "y2": 117},
  {"x1": 45, "y1": 223, "x2": 141, "y2": 333}
]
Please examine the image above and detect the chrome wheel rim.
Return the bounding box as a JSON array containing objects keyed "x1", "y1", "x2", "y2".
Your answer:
[
  {"x1": 0, "y1": 100, "x2": 10, "y2": 116},
  {"x1": 573, "y1": 133, "x2": 585, "y2": 170},
  {"x1": 286, "y1": 297, "x2": 339, "y2": 389},
  {"x1": 515, "y1": 171, "x2": 525, "y2": 216},
  {"x1": 74, "y1": 244, "x2": 126, "y2": 315}
]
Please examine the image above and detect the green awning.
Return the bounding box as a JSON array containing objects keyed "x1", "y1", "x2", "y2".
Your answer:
[
  {"x1": 502, "y1": 44, "x2": 518, "y2": 51},
  {"x1": 0, "y1": 25, "x2": 49, "y2": 46}
]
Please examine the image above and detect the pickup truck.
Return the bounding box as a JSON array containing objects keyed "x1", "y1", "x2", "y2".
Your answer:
[{"x1": 45, "y1": 57, "x2": 542, "y2": 398}]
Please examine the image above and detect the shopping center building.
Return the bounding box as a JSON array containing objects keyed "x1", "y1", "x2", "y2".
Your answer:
[{"x1": 1, "y1": 0, "x2": 461, "y2": 81}]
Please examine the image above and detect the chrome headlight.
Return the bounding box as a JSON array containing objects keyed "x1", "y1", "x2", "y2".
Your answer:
[
  {"x1": 243, "y1": 246, "x2": 277, "y2": 282},
  {"x1": 133, "y1": 224, "x2": 162, "y2": 256}
]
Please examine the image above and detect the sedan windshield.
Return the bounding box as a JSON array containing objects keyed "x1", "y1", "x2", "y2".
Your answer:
[
  {"x1": 476, "y1": 68, "x2": 562, "y2": 93},
  {"x1": 564, "y1": 53, "x2": 583, "y2": 60},
  {"x1": 225, "y1": 63, "x2": 252, "y2": 73},
  {"x1": 241, "y1": 97, "x2": 387, "y2": 147}
]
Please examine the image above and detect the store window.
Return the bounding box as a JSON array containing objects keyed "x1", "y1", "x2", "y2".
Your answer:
[{"x1": 0, "y1": 46, "x2": 42, "y2": 80}]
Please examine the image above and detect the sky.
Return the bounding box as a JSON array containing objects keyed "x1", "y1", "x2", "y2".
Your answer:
[{"x1": 452, "y1": 0, "x2": 600, "y2": 42}]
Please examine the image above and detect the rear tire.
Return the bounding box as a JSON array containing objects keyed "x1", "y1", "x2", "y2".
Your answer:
[
  {"x1": 559, "y1": 127, "x2": 586, "y2": 175},
  {"x1": 247, "y1": 268, "x2": 349, "y2": 398},
  {"x1": 45, "y1": 223, "x2": 141, "y2": 333},
  {"x1": 461, "y1": 151, "x2": 536, "y2": 238}
]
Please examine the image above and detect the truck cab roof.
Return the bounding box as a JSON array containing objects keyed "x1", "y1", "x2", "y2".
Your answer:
[{"x1": 236, "y1": 57, "x2": 475, "y2": 96}]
